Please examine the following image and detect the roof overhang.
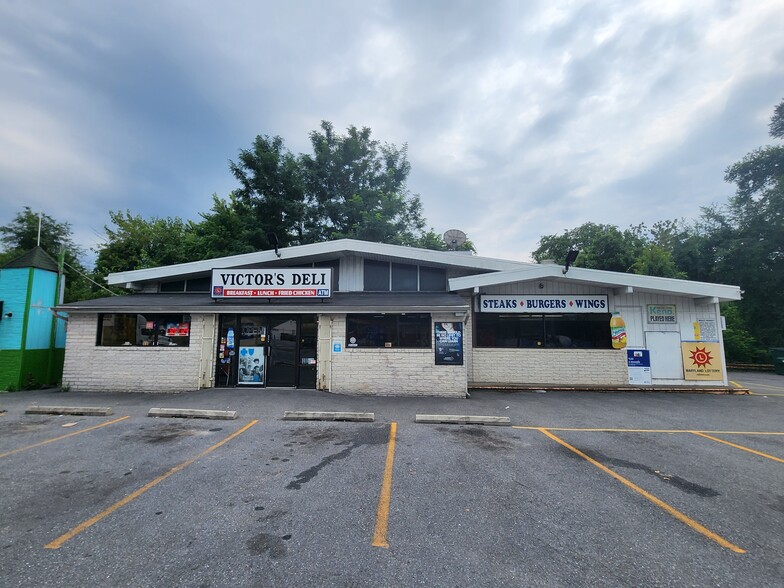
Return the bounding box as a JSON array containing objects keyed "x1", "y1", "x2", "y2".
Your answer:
[
  {"x1": 106, "y1": 239, "x2": 531, "y2": 287},
  {"x1": 58, "y1": 292, "x2": 471, "y2": 315},
  {"x1": 448, "y1": 265, "x2": 742, "y2": 302}
]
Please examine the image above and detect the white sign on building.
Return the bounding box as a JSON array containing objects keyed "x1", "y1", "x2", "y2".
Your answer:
[
  {"x1": 479, "y1": 295, "x2": 608, "y2": 313},
  {"x1": 211, "y1": 268, "x2": 331, "y2": 298},
  {"x1": 647, "y1": 304, "x2": 677, "y2": 324}
]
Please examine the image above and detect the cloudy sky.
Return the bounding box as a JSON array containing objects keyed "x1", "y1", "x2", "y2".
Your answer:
[{"x1": 1, "y1": 0, "x2": 782, "y2": 265}]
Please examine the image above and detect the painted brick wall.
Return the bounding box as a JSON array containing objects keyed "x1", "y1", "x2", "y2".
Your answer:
[
  {"x1": 471, "y1": 348, "x2": 628, "y2": 386},
  {"x1": 323, "y1": 314, "x2": 467, "y2": 397},
  {"x1": 63, "y1": 314, "x2": 207, "y2": 393}
]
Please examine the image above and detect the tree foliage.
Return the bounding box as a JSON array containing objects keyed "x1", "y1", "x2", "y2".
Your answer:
[
  {"x1": 531, "y1": 98, "x2": 784, "y2": 359},
  {"x1": 93, "y1": 122, "x2": 453, "y2": 273},
  {"x1": 0, "y1": 207, "x2": 94, "y2": 302},
  {"x1": 301, "y1": 122, "x2": 426, "y2": 244},
  {"x1": 94, "y1": 210, "x2": 198, "y2": 276}
]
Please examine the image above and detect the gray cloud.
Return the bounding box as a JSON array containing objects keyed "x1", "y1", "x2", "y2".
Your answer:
[{"x1": 1, "y1": 0, "x2": 782, "y2": 265}]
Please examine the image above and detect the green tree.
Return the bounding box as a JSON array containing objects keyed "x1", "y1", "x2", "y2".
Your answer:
[
  {"x1": 532, "y1": 222, "x2": 645, "y2": 273},
  {"x1": 94, "y1": 210, "x2": 197, "y2": 276},
  {"x1": 630, "y1": 243, "x2": 686, "y2": 278},
  {"x1": 0, "y1": 207, "x2": 94, "y2": 302},
  {"x1": 301, "y1": 121, "x2": 427, "y2": 244},
  {"x1": 717, "y1": 98, "x2": 784, "y2": 350},
  {"x1": 189, "y1": 193, "x2": 257, "y2": 259},
  {"x1": 228, "y1": 134, "x2": 306, "y2": 250}
]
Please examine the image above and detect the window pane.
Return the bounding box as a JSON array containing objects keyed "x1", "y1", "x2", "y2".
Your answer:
[
  {"x1": 160, "y1": 281, "x2": 185, "y2": 292},
  {"x1": 185, "y1": 277, "x2": 211, "y2": 292},
  {"x1": 363, "y1": 260, "x2": 389, "y2": 291},
  {"x1": 347, "y1": 315, "x2": 394, "y2": 347},
  {"x1": 392, "y1": 263, "x2": 417, "y2": 291},
  {"x1": 97, "y1": 313, "x2": 191, "y2": 347},
  {"x1": 419, "y1": 266, "x2": 446, "y2": 291},
  {"x1": 346, "y1": 314, "x2": 431, "y2": 348},
  {"x1": 544, "y1": 314, "x2": 611, "y2": 349},
  {"x1": 397, "y1": 314, "x2": 431, "y2": 347},
  {"x1": 475, "y1": 314, "x2": 543, "y2": 348}
]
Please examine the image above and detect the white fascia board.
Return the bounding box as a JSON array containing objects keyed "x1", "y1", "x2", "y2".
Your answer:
[
  {"x1": 449, "y1": 265, "x2": 742, "y2": 301},
  {"x1": 107, "y1": 239, "x2": 532, "y2": 286}
]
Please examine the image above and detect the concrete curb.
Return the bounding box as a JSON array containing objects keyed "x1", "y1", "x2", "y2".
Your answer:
[
  {"x1": 148, "y1": 408, "x2": 238, "y2": 420},
  {"x1": 469, "y1": 384, "x2": 750, "y2": 395},
  {"x1": 415, "y1": 414, "x2": 511, "y2": 426},
  {"x1": 25, "y1": 406, "x2": 113, "y2": 416},
  {"x1": 282, "y1": 411, "x2": 375, "y2": 422}
]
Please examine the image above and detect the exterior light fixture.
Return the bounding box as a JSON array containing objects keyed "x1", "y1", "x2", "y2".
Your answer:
[{"x1": 563, "y1": 250, "x2": 579, "y2": 274}]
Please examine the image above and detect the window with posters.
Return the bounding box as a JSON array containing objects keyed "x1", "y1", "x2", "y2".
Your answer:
[{"x1": 97, "y1": 313, "x2": 191, "y2": 347}]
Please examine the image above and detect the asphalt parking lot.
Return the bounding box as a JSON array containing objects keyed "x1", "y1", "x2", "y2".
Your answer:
[{"x1": 1, "y1": 371, "x2": 782, "y2": 587}]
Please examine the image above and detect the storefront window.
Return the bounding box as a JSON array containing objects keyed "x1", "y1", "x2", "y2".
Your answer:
[
  {"x1": 476, "y1": 313, "x2": 611, "y2": 349},
  {"x1": 346, "y1": 314, "x2": 431, "y2": 348},
  {"x1": 97, "y1": 313, "x2": 191, "y2": 347}
]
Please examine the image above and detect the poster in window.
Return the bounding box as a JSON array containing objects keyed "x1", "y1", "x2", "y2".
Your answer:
[
  {"x1": 238, "y1": 346, "x2": 266, "y2": 385},
  {"x1": 435, "y1": 322, "x2": 463, "y2": 365}
]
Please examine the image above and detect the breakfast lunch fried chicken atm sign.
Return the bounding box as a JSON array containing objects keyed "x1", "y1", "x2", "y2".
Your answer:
[{"x1": 211, "y1": 269, "x2": 331, "y2": 298}]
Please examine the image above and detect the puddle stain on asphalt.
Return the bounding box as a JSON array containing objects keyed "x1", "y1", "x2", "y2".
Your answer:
[
  {"x1": 557, "y1": 445, "x2": 720, "y2": 497},
  {"x1": 130, "y1": 423, "x2": 215, "y2": 444},
  {"x1": 246, "y1": 533, "x2": 289, "y2": 559},
  {"x1": 770, "y1": 494, "x2": 784, "y2": 514},
  {"x1": 0, "y1": 419, "x2": 52, "y2": 434},
  {"x1": 285, "y1": 426, "x2": 388, "y2": 490},
  {"x1": 436, "y1": 426, "x2": 514, "y2": 451}
]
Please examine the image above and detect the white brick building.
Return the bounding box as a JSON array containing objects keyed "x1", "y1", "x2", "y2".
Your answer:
[{"x1": 59, "y1": 239, "x2": 741, "y2": 396}]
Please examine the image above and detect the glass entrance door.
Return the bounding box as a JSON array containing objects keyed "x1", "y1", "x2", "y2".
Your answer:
[
  {"x1": 238, "y1": 317, "x2": 267, "y2": 385},
  {"x1": 214, "y1": 314, "x2": 317, "y2": 388},
  {"x1": 266, "y1": 317, "x2": 297, "y2": 387}
]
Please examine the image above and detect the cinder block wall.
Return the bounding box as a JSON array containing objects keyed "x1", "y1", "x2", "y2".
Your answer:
[
  {"x1": 471, "y1": 348, "x2": 628, "y2": 386},
  {"x1": 62, "y1": 314, "x2": 207, "y2": 393},
  {"x1": 324, "y1": 315, "x2": 467, "y2": 397}
]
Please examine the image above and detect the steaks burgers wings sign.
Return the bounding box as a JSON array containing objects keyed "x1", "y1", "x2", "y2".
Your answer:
[
  {"x1": 479, "y1": 295, "x2": 608, "y2": 313},
  {"x1": 211, "y1": 269, "x2": 331, "y2": 298}
]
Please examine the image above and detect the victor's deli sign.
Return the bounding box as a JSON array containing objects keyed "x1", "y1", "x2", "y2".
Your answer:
[
  {"x1": 479, "y1": 295, "x2": 608, "y2": 313},
  {"x1": 211, "y1": 268, "x2": 331, "y2": 298}
]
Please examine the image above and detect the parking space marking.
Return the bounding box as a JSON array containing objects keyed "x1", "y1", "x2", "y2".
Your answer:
[
  {"x1": 512, "y1": 426, "x2": 784, "y2": 435},
  {"x1": 732, "y1": 380, "x2": 784, "y2": 396},
  {"x1": 0, "y1": 416, "x2": 131, "y2": 459},
  {"x1": 690, "y1": 432, "x2": 784, "y2": 463},
  {"x1": 45, "y1": 419, "x2": 259, "y2": 550},
  {"x1": 538, "y1": 428, "x2": 746, "y2": 553},
  {"x1": 372, "y1": 421, "x2": 397, "y2": 548}
]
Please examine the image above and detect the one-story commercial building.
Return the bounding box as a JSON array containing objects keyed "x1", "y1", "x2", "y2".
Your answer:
[{"x1": 59, "y1": 239, "x2": 741, "y2": 396}]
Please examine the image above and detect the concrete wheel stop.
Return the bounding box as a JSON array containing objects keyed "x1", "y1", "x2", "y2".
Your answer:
[
  {"x1": 415, "y1": 414, "x2": 511, "y2": 426},
  {"x1": 147, "y1": 408, "x2": 238, "y2": 420},
  {"x1": 282, "y1": 411, "x2": 375, "y2": 422},
  {"x1": 25, "y1": 406, "x2": 114, "y2": 416}
]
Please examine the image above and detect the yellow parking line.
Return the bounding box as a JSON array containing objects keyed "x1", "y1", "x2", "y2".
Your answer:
[
  {"x1": 512, "y1": 426, "x2": 784, "y2": 435},
  {"x1": 691, "y1": 432, "x2": 784, "y2": 463},
  {"x1": 372, "y1": 421, "x2": 397, "y2": 548},
  {"x1": 0, "y1": 416, "x2": 130, "y2": 459},
  {"x1": 737, "y1": 382, "x2": 784, "y2": 391},
  {"x1": 539, "y1": 428, "x2": 745, "y2": 553},
  {"x1": 45, "y1": 419, "x2": 258, "y2": 549},
  {"x1": 729, "y1": 381, "x2": 744, "y2": 388}
]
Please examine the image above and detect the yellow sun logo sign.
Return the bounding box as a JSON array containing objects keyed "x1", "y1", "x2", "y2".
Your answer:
[{"x1": 689, "y1": 346, "x2": 713, "y2": 368}]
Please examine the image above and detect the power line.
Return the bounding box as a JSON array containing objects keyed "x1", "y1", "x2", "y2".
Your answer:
[{"x1": 63, "y1": 261, "x2": 120, "y2": 296}]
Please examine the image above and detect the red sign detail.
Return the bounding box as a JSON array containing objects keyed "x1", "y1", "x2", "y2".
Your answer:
[{"x1": 689, "y1": 346, "x2": 713, "y2": 368}]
